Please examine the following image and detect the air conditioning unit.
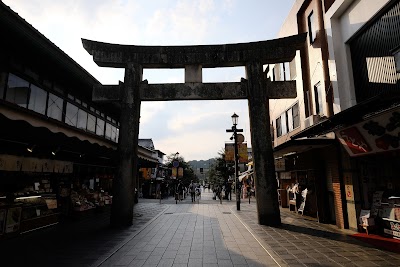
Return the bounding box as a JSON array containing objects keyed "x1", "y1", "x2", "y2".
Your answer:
[{"x1": 304, "y1": 115, "x2": 321, "y2": 128}]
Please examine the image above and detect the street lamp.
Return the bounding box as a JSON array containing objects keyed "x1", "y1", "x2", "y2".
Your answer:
[{"x1": 226, "y1": 112, "x2": 243, "y2": 211}]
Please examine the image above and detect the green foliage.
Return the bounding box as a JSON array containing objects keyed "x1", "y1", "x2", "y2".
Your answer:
[
  {"x1": 208, "y1": 149, "x2": 234, "y2": 187},
  {"x1": 165, "y1": 153, "x2": 197, "y2": 186}
]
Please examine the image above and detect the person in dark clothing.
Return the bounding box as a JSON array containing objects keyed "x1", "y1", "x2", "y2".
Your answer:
[
  {"x1": 189, "y1": 180, "x2": 196, "y2": 202},
  {"x1": 177, "y1": 180, "x2": 184, "y2": 201},
  {"x1": 225, "y1": 181, "x2": 232, "y2": 200}
]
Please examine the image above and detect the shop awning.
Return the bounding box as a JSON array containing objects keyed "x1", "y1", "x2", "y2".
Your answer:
[
  {"x1": 273, "y1": 137, "x2": 335, "y2": 158},
  {"x1": 292, "y1": 93, "x2": 400, "y2": 139}
]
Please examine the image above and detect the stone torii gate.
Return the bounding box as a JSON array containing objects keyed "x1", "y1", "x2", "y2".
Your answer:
[{"x1": 82, "y1": 33, "x2": 306, "y2": 227}]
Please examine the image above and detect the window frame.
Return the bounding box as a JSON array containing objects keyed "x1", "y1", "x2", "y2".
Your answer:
[{"x1": 308, "y1": 11, "x2": 317, "y2": 44}]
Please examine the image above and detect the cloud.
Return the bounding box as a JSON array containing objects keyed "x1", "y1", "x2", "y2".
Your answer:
[
  {"x1": 3, "y1": 0, "x2": 294, "y2": 161},
  {"x1": 144, "y1": 0, "x2": 219, "y2": 45}
]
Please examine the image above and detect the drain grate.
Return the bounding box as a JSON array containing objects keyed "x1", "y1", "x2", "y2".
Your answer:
[
  {"x1": 133, "y1": 213, "x2": 143, "y2": 217},
  {"x1": 222, "y1": 212, "x2": 231, "y2": 214},
  {"x1": 164, "y1": 212, "x2": 174, "y2": 215}
]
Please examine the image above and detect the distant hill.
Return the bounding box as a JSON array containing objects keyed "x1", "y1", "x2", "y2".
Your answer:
[{"x1": 188, "y1": 158, "x2": 216, "y2": 171}]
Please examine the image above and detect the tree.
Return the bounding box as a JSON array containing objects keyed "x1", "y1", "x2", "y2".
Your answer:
[
  {"x1": 208, "y1": 149, "x2": 234, "y2": 188},
  {"x1": 165, "y1": 153, "x2": 197, "y2": 186}
]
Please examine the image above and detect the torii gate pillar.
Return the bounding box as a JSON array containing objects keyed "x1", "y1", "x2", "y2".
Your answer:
[
  {"x1": 111, "y1": 63, "x2": 142, "y2": 227},
  {"x1": 247, "y1": 62, "x2": 280, "y2": 226}
]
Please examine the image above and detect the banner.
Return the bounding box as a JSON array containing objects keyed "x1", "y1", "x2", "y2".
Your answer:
[
  {"x1": 225, "y1": 143, "x2": 248, "y2": 163},
  {"x1": 336, "y1": 107, "x2": 400, "y2": 157},
  {"x1": 171, "y1": 167, "x2": 177, "y2": 178},
  {"x1": 178, "y1": 167, "x2": 183, "y2": 177}
]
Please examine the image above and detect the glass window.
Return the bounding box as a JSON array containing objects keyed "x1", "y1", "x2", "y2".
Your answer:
[
  {"x1": 28, "y1": 84, "x2": 47, "y2": 115},
  {"x1": 284, "y1": 62, "x2": 291, "y2": 81},
  {"x1": 308, "y1": 11, "x2": 317, "y2": 43},
  {"x1": 106, "y1": 116, "x2": 111, "y2": 121},
  {"x1": 293, "y1": 103, "x2": 300, "y2": 129},
  {"x1": 287, "y1": 108, "x2": 293, "y2": 132},
  {"x1": 67, "y1": 94, "x2": 74, "y2": 100},
  {"x1": 65, "y1": 102, "x2": 79, "y2": 127},
  {"x1": 96, "y1": 118, "x2": 105, "y2": 136},
  {"x1": 47, "y1": 93, "x2": 63, "y2": 121},
  {"x1": 90, "y1": 106, "x2": 95, "y2": 112},
  {"x1": 82, "y1": 102, "x2": 87, "y2": 108},
  {"x1": 314, "y1": 82, "x2": 324, "y2": 115},
  {"x1": 279, "y1": 63, "x2": 284, "y2": 81},
  {"x1": 116, "y1": 127, "x2": 119, "y2": 142},
  {"x1": 111, "y1": 125, "x2": 117, "y2": 142},
  {"x1": 105, "y1": 123, "x2": 112, "y2": 139},
  {"x1": 87, "y1": 113, "x2": 96, "y2": 133},
  {"x1": 276, "y1": 117, "x2": 282, "y2": 137},
  {"x1": 269, "y1": 70, "x2": 274, "y2": 81},
  {"x1": 6, "y1": 73, "x2": 29, "y2": 108},
  {"x1": 281, "y1": 113, "x2": 287, "y2": 135},
  {"x1": 75, "y1": 98, "x2": 81, "y2": 105},
  {"x1": 77, "y1": 109, "x2": 88, "y2": 130}
]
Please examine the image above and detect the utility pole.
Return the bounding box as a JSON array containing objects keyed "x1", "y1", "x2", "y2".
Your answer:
[{"x1": 226, "y1": 113, "x2": 243, "y2": 211}]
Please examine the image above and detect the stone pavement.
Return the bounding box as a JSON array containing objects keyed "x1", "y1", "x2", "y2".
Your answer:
[
  {"x1": 234, "y1": 200, "x2": 400, "y2": 266},
  {"x1": 0, "y1": 201, "x2": 169, "y2": 267},
  {"x1": 1, "y1": 190, "x2": 400, "y2": 267}
]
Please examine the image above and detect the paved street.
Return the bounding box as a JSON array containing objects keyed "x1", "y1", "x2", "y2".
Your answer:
[{"x1": 1, "y1": 190, "x2": 400, "y2": 266}]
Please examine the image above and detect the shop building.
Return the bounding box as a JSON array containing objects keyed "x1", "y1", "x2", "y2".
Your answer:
[
  {"x1": 269, "y1": 0, "x2": 400, "y2": 239},
  {"x1": 137, "y1": 139, "x2": 168, "y2": 199},
  {"x1": 0, "y1": 2, "x2": 157, "y2": 237}
]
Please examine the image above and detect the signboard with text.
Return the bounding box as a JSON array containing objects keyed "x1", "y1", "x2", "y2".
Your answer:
[
  {"x1": 336, "y1": 107, "x2": 400, "y2": 157},
  {"x1": 225, "y1": 143, "x2": 248, "y2": 163},
  {"x1": 0, "y1": 155, "x2": 73, "y2": 173}
]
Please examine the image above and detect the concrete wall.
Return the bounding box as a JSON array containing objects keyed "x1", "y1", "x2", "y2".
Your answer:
[
  {"x1": 270, "y1": 0, "x2": 329, "y2": 147},
  {"x1": 324, "y1": 0, "x2": 391, "y2": 113}
]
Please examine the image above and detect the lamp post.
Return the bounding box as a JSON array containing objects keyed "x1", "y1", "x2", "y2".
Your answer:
[{"x1": 226, "y1": 113, "x2": 243, "y2": 211}]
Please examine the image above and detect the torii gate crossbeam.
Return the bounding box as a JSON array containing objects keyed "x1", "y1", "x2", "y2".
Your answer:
[{"x1": 82, "y1": 33, "x2": 307, "y2": 227}]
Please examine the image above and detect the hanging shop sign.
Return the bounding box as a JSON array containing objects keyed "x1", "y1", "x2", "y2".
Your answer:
[
  {"x1": 171, "y1": 167, "x2": 177, "y2": 178},
  {"x1": 0, "y1": 155, "x2": 73, "y2": 173},
  {"x1": 344, "y1": 172, "x2": 354, "y2": 201},
  {"x1": 336, "y1": 107, "x2": 400, "y2": 157},
  {"x1": 225, "y1": 143, "x2": 248, "y2": 163},
  {"x1": 178, "y1": 167, "x2": 183, "y2": 177}
]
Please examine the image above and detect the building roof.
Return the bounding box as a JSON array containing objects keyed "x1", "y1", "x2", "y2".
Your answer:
[
  {"x1": 0, "y1": 1, "x2": 119, "y2": 117},
  {"x1": 138, "y1": 139, "x2": 155, "y2": 150}
]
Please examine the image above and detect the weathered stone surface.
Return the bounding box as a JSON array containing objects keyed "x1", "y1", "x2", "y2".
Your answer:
[
  {"x1": 267, "y1": 80, "x2": 297, "y2": 99},
  {"x1": 185, "y1": 65, "x2": 202, "y2": 83},
  {"x1": 246, "y1": 61, "x2": 281, "y2": 226},
  {"x1": 140, "y1": 80, "x2": 247, "y2": 101},
  {"x1": 92, "y1": 83, "x2": 122, "y2": 102},
  {"x1": 92, "y1": 79, "x2": 296, "y2": 102},
  {"x1": 111, "y1": 63, "x2": 142, "y2": 227},
  {"x1": 82, "y1": 33, "x2": 307, "y2": 68}
]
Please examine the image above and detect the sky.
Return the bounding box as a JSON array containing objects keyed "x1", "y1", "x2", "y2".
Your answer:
[{"x1": 4, "y1": 0, "x2": 295, "y2": 161}]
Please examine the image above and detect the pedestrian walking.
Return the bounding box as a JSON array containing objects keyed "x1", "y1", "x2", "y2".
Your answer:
[
  {"x1": 177, "y1": 180, "x2": 184, "y2": 201},
  {"x1": 189, "y1": 180, "x2": 196, "y2": 202}
]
